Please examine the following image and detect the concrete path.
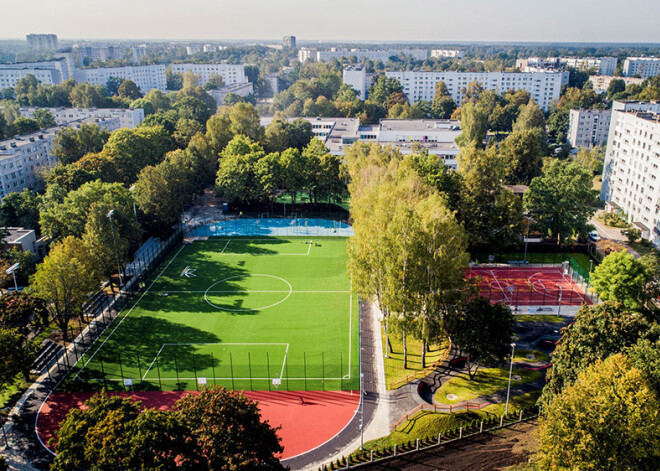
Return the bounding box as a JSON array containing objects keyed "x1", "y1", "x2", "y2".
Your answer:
[{"x1": 590, "y1": 212, "x2": 626, "y2": 242}]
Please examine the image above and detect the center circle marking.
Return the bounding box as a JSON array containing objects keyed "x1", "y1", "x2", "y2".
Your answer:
[{"x1": 204, "y1": 274, "x2": 293, "y2": 311}]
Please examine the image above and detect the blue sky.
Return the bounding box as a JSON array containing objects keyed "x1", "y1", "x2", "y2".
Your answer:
[{"x1": 4, "y1": 0, "x2": 660, "y2": 42}]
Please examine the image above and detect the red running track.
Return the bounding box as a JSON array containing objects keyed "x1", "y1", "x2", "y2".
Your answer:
[
  {"x1": 469, "y1": 266, "x2": 592, "y2": 306},
  {"x1": 37, "y1": 390, "x2": 360, "y2": 460}
]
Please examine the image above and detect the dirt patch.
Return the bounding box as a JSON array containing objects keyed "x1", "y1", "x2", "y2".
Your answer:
[{"x1": 358, "y1": 419, "x2": 538, "y2": 471}]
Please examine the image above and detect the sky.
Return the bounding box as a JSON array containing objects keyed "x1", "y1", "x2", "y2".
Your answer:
[{"x1": 3, "y1": 0, "x2": 660, "y2": 43}]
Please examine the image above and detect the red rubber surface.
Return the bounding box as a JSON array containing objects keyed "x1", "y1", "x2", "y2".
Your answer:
[
  {"x1": 37, "y1": 390, "x2": 360, "y2": 459},
  {"x1": 470, "y1": 266, "x2": 592, "y2": 306}
]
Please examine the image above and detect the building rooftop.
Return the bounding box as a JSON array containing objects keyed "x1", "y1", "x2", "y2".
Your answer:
[
  {"x1": 378, "y1": 119, "x2": 460, "y2": 132},
  {"x1": 2, "y1": 227, "x2": 34, "y2": 244}
]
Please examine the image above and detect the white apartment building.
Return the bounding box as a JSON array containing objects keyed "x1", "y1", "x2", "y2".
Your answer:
[
  {"x1": 170, "y1": 63, "x2": 247, "y2": 85},
  {"x1": 26, "y1": 34, "x2": 58, "y2": 51},
  {"x1": 132, "y1": 45, "x2": 148, "y2": 63},
  {"x1": 72, "y1": 64, "x2": 168, "y2": 91},
  {"x1": 20, "y1": 107, "x2": 145, "y2": 129},
  {"x1": 298, "y1": 48, "x2": 313, "y2": 63},
  {"x1": 186, "y1": 46, "x2": 202, "y2": 56},
  {"x1": 260, "y1": 117, "x2": 462, "y2": 167},
  {"x1": 342, "y1": 65, "x2": 369, "y2": 100},
  {"x1": 383, "y1": 70, "x2": 567, "y2": 111},
  {"x1": 73, "y1": 45, "x2": 125, "y2": 66},
  {"x1": 516, "y1": 57, "x2": 617, "y2": 76},
  {"x1": 568, "y1": 109, "x2": 612, "y2": 148},
  {"x1": 0, "y1": 56, "x2": 74, "y2": 89},
  {"x1": 316, "y1": 49, "x2": 428, "y2": 62},
  {"x1": 601, "y1": 102, "x2": 660, "y2": 245},
  {"x1": 430, "y1": 49, "x2": 463, "y2": 59},
  {"x1": 589, "y1": 75, "x2": 645, "y2": 94},
  {"x1": 0, "y1": 129, "x2": 58, "y2": 199},
  {"x1": 623, "y1": 57, "x2": 660, "y2": 78}
]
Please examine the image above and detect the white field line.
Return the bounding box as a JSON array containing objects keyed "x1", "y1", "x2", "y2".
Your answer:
[
  {"x1": 72, "y1": 244, "x2": 188, "y2": 379},
  {"x1": 219, "y1": 239, "x2": 231, "y2": 254},
  {"x1": 490, "y1": 270, "x2": 510, "y2": 302},
  {"x1": 142, "y1": 342, "x2": 289, "y2": 381},
  {"x1": 149, "y1": 290, "x2": 350, "y2": 294},
  {"x1": 346, "y1": 276, "x2": 352, "y2": 380},
  {"x1": 90, "y1": 376, "x2": 347, "y2": 381}
]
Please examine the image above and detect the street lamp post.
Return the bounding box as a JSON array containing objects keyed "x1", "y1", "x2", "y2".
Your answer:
[
  {"x1": 523, "y1": 217, "x2": 531, "y2": 262},
  {"x1": 504, "y1": 342, "x2": 516, "y2": 415},
  {"x1": 359, "y1": 372, "x2": 365, "y2": 450},
  {"x1": 129, "y1": 185, "x2": 137, "y2": 218},
  {"x1": 107, "y1": 210, "x2": 124, "y2": 287}
]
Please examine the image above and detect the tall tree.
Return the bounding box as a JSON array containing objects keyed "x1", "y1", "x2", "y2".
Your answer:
[
  {"x1": 30, "y1": 236, "x2": 99, "y2": 340},
  {"x1": 455, "y1": 102, "x2": 487, "y2": 148},
  {"x1": 500, "y1": 129, "x2": 543, "y2": 185},
  {"x1": 590, "y1": 251, "x2": 651, "y2": 309},
  {"x1": 538, "y1": 354, "x2": 660, "y2": 470},
  {"x1": 524, "y1": 160, "x2": 595, "y2": 243}
]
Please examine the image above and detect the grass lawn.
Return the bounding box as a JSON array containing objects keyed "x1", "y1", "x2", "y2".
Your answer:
[
  {"x1": 514, "y1": 314, "x2": 564, "y2": 323},
  {"x1": 435, "y1": 367, "x2": 543, "y2": 404},
  {"x1": 513, "y1": 349, "x2": 550, "y2": 363},
  {"x1": 381, "y1": 331, "x2": 451, "y2": 390},
  {"x1": 629, "y1": 241, "x2": 659, "y2": 258},
  {"x1": 358, "y1": 391, "x2": 541, "y2": 453},
  {"x1": 65, "y1": 237, "x2": 359, "y2": 392}
]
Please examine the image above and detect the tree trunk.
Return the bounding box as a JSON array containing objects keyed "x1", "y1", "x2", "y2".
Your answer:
[
  {"x1": 402, "y1": 329, "x2": 408, "y2": 370},
  {"x1": 421, "y1": 339, "x2": 427, "y2": 369}
]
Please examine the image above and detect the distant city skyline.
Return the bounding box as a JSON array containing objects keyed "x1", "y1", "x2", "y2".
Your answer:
[{"x1": 3, "y1": 0, "x2": 660, "y2": 43}]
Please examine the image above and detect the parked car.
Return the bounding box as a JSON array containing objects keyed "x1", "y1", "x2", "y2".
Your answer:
[{"x1": 589, "y1": 230, "x2": 601, "y2": 241}]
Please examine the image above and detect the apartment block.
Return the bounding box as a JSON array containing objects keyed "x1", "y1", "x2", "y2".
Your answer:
[
  {"x1": 601, "y1": 101, "x2": 660, "y2": 246},
  {"x1": 568, "y1": 109, "x2": 612, "y2": 148},
  {"x1": 170, "y1": 63, "x2": 247, "y2": 86},
  {"x1": 589, "y1": 75, "x2": 644, "y2": 94},
  {"x1": 430, "y1": 49, "x2": 463, "y2": 59},
  {"x1": 72, "y1": 64, "x2": 168, "y2": 91},
  {"x1": 623, "y1": 57, "x2": 660, "y2": 78},
  {"x1": 20, "y1": 107, "x2": 145, "y2": 129},
  {"x1": 382, "y1": 70, "x2": 566, "y2": 111},
  {"x1": 316, "y1": 49, "x2": 428, "y2": 62},
  {"x1": 26, "y1": 34, "x2": 58, "y2": 51}
]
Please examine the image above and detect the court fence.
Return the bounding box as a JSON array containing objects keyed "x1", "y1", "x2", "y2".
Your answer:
[
  {"x1": 185, "y1": 217, "x2": 353, "y2": 238},
  {"x1": 61, "y1": 347, "x2": 360, "y2": 393},
  {"x1": 318, "y1": 408, "x2": 539, "y2": 470}
]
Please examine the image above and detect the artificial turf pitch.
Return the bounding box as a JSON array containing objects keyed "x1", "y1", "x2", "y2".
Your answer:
[{"x1": 67, "y1": 237, "x2": 359, "y2": 392}]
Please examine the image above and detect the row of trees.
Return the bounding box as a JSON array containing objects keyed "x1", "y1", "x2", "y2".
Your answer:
[{"x1": 347, "y1": 147, "x2": 514, "y2": 371}]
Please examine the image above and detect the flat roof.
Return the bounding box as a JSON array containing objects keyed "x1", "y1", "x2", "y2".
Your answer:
[
  {"x1": 2, "y1": 227, "x2": 34, "y2": 244},
  {"x1": 378, "y1": 119, "x2": 460, "y2": 132}
]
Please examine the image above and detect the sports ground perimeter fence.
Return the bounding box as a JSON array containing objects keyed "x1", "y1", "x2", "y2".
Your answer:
[
  {"x1": 319, "y1": 408, "x2": 539, "y2": 470},
  {"x1": 186, "y1": 217, "x2": 354, "y2": 238}
]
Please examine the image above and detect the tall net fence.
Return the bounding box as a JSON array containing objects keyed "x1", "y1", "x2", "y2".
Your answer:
[{"x1": 187, "y1": 217, "x2": 353, "y2": 238}]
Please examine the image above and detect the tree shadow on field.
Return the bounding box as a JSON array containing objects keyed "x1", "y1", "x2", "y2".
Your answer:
[
  {"x1": 97, "y1": 316, "x2": 221, "y2": 376},
  {"x1": 220, "y1": 237, "x2": 296, "y2": 256}
]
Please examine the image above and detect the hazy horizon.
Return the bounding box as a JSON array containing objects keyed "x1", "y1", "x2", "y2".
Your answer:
[{"x1": 4, "y1": 0, "x2": 660, "y2": 43}]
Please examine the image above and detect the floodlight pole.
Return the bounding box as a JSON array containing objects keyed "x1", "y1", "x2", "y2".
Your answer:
[
  {"x1": 523, "y1": 217, "x2": 531, "y2": 262},
  {"x1": 129, "y1": 185, "x2": 137, "y2": 218},
  {"x1": 107, "y1": 210, "x2": 124, "y2": 287},
  {"x1": 504, "y1": 342, "x2": 516, "y2": 415},
  {"x1": 6, "y1": 263, "x2": 20, "y2": 291}
]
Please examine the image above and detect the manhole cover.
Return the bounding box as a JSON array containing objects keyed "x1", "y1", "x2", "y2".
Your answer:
[
  {"x1": 446, "y1": 393, "x2": 458, "y2": 400},
  {"x1": 512, "y1": 375, "x2": 522, "y2": 381}
]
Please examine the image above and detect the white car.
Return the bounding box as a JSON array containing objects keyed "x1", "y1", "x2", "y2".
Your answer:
[{"x1": 589, "y1": 230, "x2": 601, "y2": 242}]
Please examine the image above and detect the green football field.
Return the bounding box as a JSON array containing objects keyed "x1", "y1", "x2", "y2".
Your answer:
[{"x1": 67, "y1": 237, "x2": 359, "y2": 391}]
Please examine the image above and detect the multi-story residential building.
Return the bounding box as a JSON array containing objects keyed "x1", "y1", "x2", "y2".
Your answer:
[
  {"x1": 589, "y1": 75, "x2": 645, "y2": 94},
  {"x1": 516, "y1": 57, "x2": 617, "y2": 76},
  {"x1": 623, "y1": 57, "x2": 660, "y2": 78},
  {"x1": 0, "y1": 129, "x2": 58, "y2": 198},
  {"x1": 73, "y1": 45, "x2": 125, "y2": 66},
  {"x1": 72, "y1": 64, "x2": 168, "y2": 91},
  {"x1": 382, "y1": 70, "x2": 567, "y2": 111},
  {"x1": 298, "y1": 48, "x2": 313, "y2": 63},
  {"x1": 601, "y1": 101, "x2": 660, "y2": 246},
  {"x1": 342, "y1": 65, "x2": 370, "y2": 100},
  {"x1": 170, "y1": 63, "x2": 247, "y2": 86},
  {"x1": 0, "y1": 56, "x2": 74, "y2": 89},
  {"x1": 20, "y1": 107, "x2": 145, "y2": 129},
  {"x1": 260, "y1": 117, "x2": 462, "y2": 168},
  {"x1": 430, "y1": 49, "x2": 463, "y2": 59},
  {"x1": 186, "y1": 45, "x2": 202, "y2": 56},
  {"x1": 316, "y1": 49, "x2": 428, "y2": 62},
  {"x1": 283, "y1": 36, "x2": 296, "y2": 49},
  {"x1": 208, "y1": 82, "x2": 254, "y2": 107},
  {"x1": 132, "y1": 45, "x2": 148, "y2": 63},
  {"x1": 26, "y1": 34, "x2": 58, "y2": 51},
  {"x1": 568, "y1": 109, "x2": 612, "y2": 148}
]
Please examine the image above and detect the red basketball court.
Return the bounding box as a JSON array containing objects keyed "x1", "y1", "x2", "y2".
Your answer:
[
  {"x1": 37, "y1": 390, "x2": 360, "y2": 460},
  {"x1": 469, "y1": 266, "x2": 592, "y2": 306}
]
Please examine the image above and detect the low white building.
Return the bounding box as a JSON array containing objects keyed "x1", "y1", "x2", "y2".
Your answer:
[
  {"x1": 20, "y1": 107, "x2": 145, "y2": 129},
  {"x1": 623, "y1": 57, "x2": 660, "y2": 78},
  {"x1": 601, "y1": 101, "x2": 660, "y2": 245},
  {"x1": 589, "y1": 75, "x2": 645, "y2": 94},
  {"x1": 430, "y1": 49, "x2": 463, "y2": 59},
  {"x1": 260, "y1": 117, "x2": 462, "y2": 168},
  {"x1": 568, "y1": 109, "x2": 612, "y2": 148},
  {"x1": 382, "y1": 70, "x2": 567, "y2": 111},
  {"x1": 2, "y1": 227, "x2": 37, "y2": 254},
  {"x1": 170, "y1": 63, "x2": 247, "y2": 86},
  {"x1": 208, "y1": 82, "x2": 254, "y2": 107}
]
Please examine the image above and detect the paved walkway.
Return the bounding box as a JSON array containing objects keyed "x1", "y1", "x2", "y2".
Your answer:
[{"x1": 590, "y1": 213, "x2": 626, "y2": 242}]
